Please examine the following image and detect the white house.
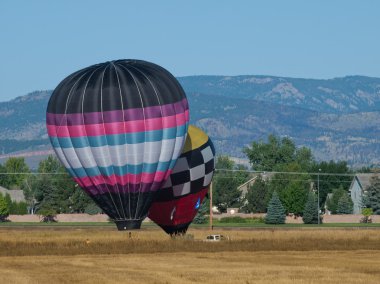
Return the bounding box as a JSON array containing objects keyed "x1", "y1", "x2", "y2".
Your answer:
[{"x1": 349, "y1": 173, "x2": 379, "y2": 214}]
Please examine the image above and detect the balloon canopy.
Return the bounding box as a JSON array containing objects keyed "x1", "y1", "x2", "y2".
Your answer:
[
  {"x1": 46, "y1": 59, "x2": 189, "y2": 230},
  {"x1": 148, "y1": 125, "x2": 215, "y2": 235}
]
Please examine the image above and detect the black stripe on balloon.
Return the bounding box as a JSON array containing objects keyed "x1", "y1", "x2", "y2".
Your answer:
[
  {"x1": 47, "y1": 60, "x2": 187, "y2": 114},
  {"x1": 90, "y1": 192, "x2": 155, "y2": 222}
]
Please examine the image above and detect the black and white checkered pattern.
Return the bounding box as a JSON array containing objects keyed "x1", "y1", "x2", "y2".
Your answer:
[{"x1": 157, "y1": 138, "x2": 215, "y2": 201}]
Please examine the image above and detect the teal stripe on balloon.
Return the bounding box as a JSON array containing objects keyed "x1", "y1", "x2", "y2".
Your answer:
[{"x1": 50, "y1": 125, "x2": 186, "y2": 148}]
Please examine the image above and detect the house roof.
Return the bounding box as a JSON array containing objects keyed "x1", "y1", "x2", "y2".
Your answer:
[
  {"x1": 237, "y1": 176, "x2": 257, "y2": 190},
  {"x1": 351, "y1": 173, "x2": 380, "y2": 192},
  {"x1": 0, "y1": 186, "x2": 26, "y2": 202},
  {"x1": 237, "y1": 172, "x2": 275, "y2": 189}
]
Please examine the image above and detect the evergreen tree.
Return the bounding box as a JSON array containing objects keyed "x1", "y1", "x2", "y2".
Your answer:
[
  {"x1": 69, "y1": 188, "x2": 95, "y2": 213},
  {"x1": 0, "y1": 194, "x2": 9, "y2": 221},
  {"x1": 326, "y1": 186, "x2": 346, "y2": 214},
  {"x1": 337, "y1": 194, "x2": 353, "y2": 214},
  {"x1": 84, "y1": 203, "x2": 102, "y2": 215},
  {"x1": 193, "y1": 197, "x2": 209, "y2": 224},
  {"x1": 312, "y1": 161, "x2": 352, "y2": 208},
  {"x1": 363, "y1": 176, "x2": 380, "y2": 214},
  {"x1": 265, "y1": 191, "x2": 286, "y2": 224},
  {"x1": 302, "y1": 192, "x2": 319, "y2": 224}
]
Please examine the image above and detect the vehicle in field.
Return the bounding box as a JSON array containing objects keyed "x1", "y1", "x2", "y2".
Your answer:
[{"x1": 205, "y1": 234, "x2": 229, "y2": 241}]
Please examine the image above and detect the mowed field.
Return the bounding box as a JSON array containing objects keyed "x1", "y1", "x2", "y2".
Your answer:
[{"x1": 1, "y1": 227, "x2": 380, "y2": 283}]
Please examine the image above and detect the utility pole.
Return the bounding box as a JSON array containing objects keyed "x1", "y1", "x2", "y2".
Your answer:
[
  {"x1": 318, "y1": 168, "x2": 321, "y2": 225},
  {"x1": 209, "y1": 182, "x2": 213, "y2": 231}
]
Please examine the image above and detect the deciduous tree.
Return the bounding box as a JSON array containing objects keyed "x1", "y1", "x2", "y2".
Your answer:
[
  {"x1": 243, "y1": 134, "x2": 314, "y2": 172},
  {"x1": 2, "y1": 157, "x2": 30, "y2": 189},
  {"x1": 245, "y1": 175, "x2": 269, "y2": 213},
  {"x1": 213, "y1": 156, "x2": 249, "y2": 212},
  {"x1": 268, "y1": 163, "x2": 310, "y2": 215},
  {"x1": 21, "y1": 156, "x2": 96, "y2": 214},
  {"x1": 0, "y1": 194, "x2": 9, "y2": 221}
]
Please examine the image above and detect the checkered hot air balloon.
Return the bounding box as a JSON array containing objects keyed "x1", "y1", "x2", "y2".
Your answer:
[
  {"x1": 148, "y1": 125, "x2": 215, "y2": 235},
  {"x1": 46, "y1": 60, "x2": 189, "y2": 230}
]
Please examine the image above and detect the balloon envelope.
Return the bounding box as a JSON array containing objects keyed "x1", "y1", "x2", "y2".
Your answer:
[
  {"x1": 46, "y1": 60, "x2": 189, "y2": 230},
  {"x1": 148, "y1": 125, "x2": 215, "y2": 235}
]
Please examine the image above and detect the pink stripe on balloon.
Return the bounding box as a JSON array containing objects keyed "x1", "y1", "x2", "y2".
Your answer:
[
  {"x1": 80, "y1": 182, "x2": 164, "y2": 195},
  {"x1": 74, "y1": 170, "x2": 171, "y2": 188},
  {"x1": 47, "y1": 110, "x2": 189, "y2": 137}
]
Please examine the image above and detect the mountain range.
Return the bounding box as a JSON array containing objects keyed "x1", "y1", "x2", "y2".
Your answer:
[{"x1": 0, "y1": 75, "x2": 380, "y2": 168}]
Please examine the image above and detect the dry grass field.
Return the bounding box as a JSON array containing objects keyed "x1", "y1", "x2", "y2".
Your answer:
[{"x1": 0, "y1": 227, "x2": 380, "y2": 283}]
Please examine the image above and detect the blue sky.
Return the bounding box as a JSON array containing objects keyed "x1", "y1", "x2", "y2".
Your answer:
[{"x1": 0, "y1": 0, "x2": 379, "y2": 101}]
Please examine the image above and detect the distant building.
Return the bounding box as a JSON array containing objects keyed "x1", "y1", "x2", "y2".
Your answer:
[
  {"x1": 237, "y1": 172, "x2": 274, "y2": 197},
  {"x1": 226, "y1": 208, "x2": 239, "y2": 215},
  {"x1": 237, "y1": 176, "x2": 257, "y2": 197},
  {"x1": 0, "y1": 186, "x2": 25, "y2": 203},
  {"x1": 212, "y1": 206, "x2": 220, "y2": 214},
  {"x1": 349, "y1": 173, "x2": 380, "y2": 214}
]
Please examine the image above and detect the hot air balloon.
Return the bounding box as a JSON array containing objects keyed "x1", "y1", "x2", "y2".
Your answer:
[
  {"x1": 46, "y1": 60, "x2": 189, "y2": 230},
  {"x1": 148, "y1": 125, "x2": 215, "y2": 235}
]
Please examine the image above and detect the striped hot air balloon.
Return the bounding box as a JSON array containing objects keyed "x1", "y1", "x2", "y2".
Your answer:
[
  {"x1": 148, "y1": 125, "x2": 215, "y2": 235},
  {"x1": 46, "y1": 60, "x2": 189, "y2": 230}
]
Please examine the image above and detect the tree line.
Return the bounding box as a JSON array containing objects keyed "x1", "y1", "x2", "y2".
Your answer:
[
  {"x1": 0, "y1": 155, "x2": 100, "y2": 220},
  {"x1": 211, "y1": 134, "x2": 380, "y2": 223},
  {"x1": 0, "y1": 134, "x2": 379, "y2": 224}
]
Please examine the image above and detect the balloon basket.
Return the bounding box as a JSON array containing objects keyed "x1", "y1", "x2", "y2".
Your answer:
[{"x1": 115, "y1": 220, "x2": 143, "y2": 231}]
